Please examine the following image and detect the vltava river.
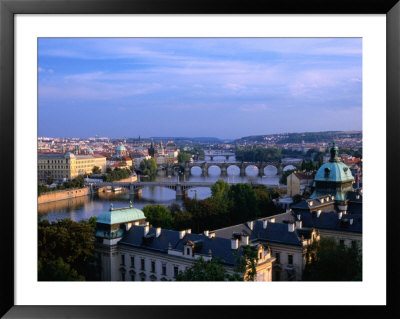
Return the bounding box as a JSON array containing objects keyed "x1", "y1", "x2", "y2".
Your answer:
[{"x1": 38, "y1": 155, "x2": 296, "y2": 222}]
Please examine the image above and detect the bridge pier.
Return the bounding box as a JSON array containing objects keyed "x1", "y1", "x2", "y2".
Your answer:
[
  {"x1": 258, "y1": 166, "x2": 264, "y2": 177},
  {"x1": 129, "y1": 184, "x2": 142, "y2": 198},
  {"x1": 220, "y1": 166, "x2": 228, "y2": 177},
  {"x1": 240, "y1": 165, "x2": 246, "y2": 176},
  {"x1": 175, "y1": 185, "x2": 187, "y2": 200}
]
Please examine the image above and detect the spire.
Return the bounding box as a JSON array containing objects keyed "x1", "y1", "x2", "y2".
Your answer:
[{"x1": 329, "y1": 141, "x2": 339, "y2": 162}]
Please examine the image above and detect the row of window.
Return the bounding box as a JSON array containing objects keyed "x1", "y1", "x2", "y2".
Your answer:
[
  {"x1": 274, "y1": 252, "x2": 293, "y2": 265},
  {"x1": 121, "y1": 254, "x2": 179, "y2": 278},
  {"x1": 39, "y1": 165, "x2": 69, "y2": 169}
]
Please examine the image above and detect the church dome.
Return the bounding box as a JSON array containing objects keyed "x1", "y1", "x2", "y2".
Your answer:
[
  {"x1": 97, "y1": 204, "x2": 145, "y2": 225},
  {"x1": 116, "y1": 144, "x2": 127, "y2": 151},
  {"x1": 314, "y1": 143, "x2": 354, "y2": 183}
]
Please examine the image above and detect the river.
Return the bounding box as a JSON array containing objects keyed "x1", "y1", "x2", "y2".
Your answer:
[{"x1": 38, "y1": 154, "x2": 298, "y2": 222}]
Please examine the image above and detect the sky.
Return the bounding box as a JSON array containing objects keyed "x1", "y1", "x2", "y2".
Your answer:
[{"x1": 38, "y1": 38, "x2": 362, "y2": 139}]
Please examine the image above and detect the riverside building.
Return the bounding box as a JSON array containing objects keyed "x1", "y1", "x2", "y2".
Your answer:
[{"x1": 38, "y1": 152, "x2": 107, "y2": 183}]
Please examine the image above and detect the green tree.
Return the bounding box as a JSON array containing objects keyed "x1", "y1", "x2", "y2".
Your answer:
[
  {"x1": 38, "y1": 218, "x2": 96, "y2": 281},
  {"x1": 232, "y1": 245, "x2": 259, "y2": 281},
  {"x1": 177, "y1": 152, "x2": 191, "y2": 163},
  {"x1": 142, "y1": 205, "x2": 173, "y2": 229},
  {"x1": 92, "y1": 166, "x2": 101, "y2": 174},
  {"x1": 303, "y1": 237, "x2": 362, "y2": 281},
  {"x1": 139, "y1": 158, "x2": 157, "y2": 178},
  {"x1": 175, "y1": 257, "x2": 230, "y2": 281},
  {"x1": 228, "y1": 183, "x2": 259, "y2": 223},
  {"x1": 38, "y1": 257, "x2": 85, "y2": 281}
]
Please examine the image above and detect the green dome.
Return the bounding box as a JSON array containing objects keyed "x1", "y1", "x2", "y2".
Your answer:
[
  {"x1": 315, "y1": 142, "x2": 354, "y2": 183},
  {"x1": 315, "y1": 161, "x2": 354, "y2": 182},
  {"x1": 97, "y1": 205, "x2": 145, "y2": 225},
  {"x1": 116, "y1": 144, "x2": 127, "y2": 151}
]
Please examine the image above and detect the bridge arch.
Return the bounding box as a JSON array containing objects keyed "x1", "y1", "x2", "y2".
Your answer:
[
  {"x1": 283, "y1": 164, "x2": 297, "y2": 171},
  {"x1": 264, "y1": 165, "x2": 278, "y2": 176},
  {"x1": 207, "y1": 165, "x2": 222, "y2": 176}
]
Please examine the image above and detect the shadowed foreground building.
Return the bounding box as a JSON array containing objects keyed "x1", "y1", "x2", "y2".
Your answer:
[{"x1": 94, "y1": 204, "x2": 276, "y2": 281}]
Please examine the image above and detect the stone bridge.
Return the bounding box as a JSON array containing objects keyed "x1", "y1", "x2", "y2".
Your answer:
[
  {"x1": 87, "y1": 180, "x2": 272, "y2": 200},
  {"x1": 200, "y1": 153, "x2": 235, "y2": 161},
  {"x1": 159, "y1": 161, "x2": 286, "y2": 177}
]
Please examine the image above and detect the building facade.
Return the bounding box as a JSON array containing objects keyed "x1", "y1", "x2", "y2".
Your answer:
[
  {"x1": 94, "y1": 204, "x2": 275, "y2": 281},
  {"x1": 38, "y1": 152, "x2": 107, "y2": 182}
]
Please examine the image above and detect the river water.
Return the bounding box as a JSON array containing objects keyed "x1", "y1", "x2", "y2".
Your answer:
[{"x1": 38, "y1": 154, "x2": 298, "y2": 222}]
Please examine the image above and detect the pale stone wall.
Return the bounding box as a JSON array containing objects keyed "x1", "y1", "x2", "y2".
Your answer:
[{"x1": 38, "y1": 187, "x2": 91, "y2": 204}]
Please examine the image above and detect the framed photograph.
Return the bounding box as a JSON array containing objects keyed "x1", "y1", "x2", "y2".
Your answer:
[{"x1": 1, "y1": 0, "x2": 399, "y2": 317}]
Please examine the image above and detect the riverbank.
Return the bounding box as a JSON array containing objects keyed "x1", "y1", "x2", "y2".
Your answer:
[{"x1": 38, "y1": 187, "x2": 92, "y2": 204}]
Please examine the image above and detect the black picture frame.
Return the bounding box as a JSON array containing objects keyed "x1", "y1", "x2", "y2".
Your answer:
[{"x1": 1, "y1": 0, "x2": 399, "y2": 318}]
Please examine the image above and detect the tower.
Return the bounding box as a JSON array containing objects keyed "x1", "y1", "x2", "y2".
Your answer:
[{"x1": 311, "y1": 142, "x2": 354, "y2": 211}]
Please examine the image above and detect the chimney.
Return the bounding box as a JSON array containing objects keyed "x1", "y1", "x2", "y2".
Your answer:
[
  {"x1": 231, "y1": 238, "x2": 239, "y2": 250},
  {"x1": 186, "y1": 229, "x2": 191, "y2": 234},
  {"x1": 296, "y1": 220, "x2": 302, "y2": 229},
  {"x1": 143, "y1": 225, "x2": 149, "y2": 236},
  {"x1": 263, "y1": 220, "x2": 268, "y2": 229},
  {"x1": 156, "y1": 227, "x2": 161, "y2": 237},
  {"x1": 203, "y1": 230, "x2": 209, "y2": 237},
  {"x1": 338, "y1": 212, "x2": 343, "y2": 220},
  {"x1": 247, "y1": 221, "x2": 254, "y2": 230},
  {"x1": 179, "y1": 230, "x2": 186, "y2": 239},
  {"x1": 241, "y1": 235, "x2": 249, "y2": 246},
  {"x1": 288, "y1": 223, "x2": 295, "y2": 232},
  {"x1": 317, "y1": 210, "x2": 322, "y2": 218}
]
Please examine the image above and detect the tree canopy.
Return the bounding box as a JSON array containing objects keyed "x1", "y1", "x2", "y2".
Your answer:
[
  {"x1": 38, "y1": 217, "x2": 98, "y2": 281},
  {"x1": 142, "y1": 204, "x2": 174, "y2": 229},
  {"x1": 139, "y1": 158, "x2": 158, "y2": 178},
  {"x1": 303, "y1": 237, "x2": 362, "y2": 281}
]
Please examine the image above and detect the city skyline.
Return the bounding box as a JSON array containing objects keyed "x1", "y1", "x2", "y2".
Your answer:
[{"x1": 38, "y1": 38, "x2": 362, "y2": 139}]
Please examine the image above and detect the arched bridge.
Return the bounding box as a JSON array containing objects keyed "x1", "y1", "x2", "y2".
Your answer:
[{"x1": 159, "y1": 161, "x2": 289, "y2": 177}]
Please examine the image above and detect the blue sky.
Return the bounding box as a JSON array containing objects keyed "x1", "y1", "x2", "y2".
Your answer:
[{"x1": 38, "y1": 38, "x2": 362, "y2": 139}]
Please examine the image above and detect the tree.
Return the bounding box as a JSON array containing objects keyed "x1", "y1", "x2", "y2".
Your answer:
[
  {"x1": 177, "y1": 152, "x2": 191, "y2": 163},
  {"x1": 233, "y1": 245, "x2": 259, "y2": 281},
  {"x1": 38, "y1": 257, "x2": 85, "y2": 281},
  {"x1": 139, "y1": 158, "x2": 157, "y2": 178},
  {"x1": 92, "y1": 166, "x2": 101, "y2": 174},
  {"x1": 142, "y1": 205, "x2": 173, "y2": 229},
  {"x1": 175, "y1": 257, "x2": 230, "y2": 281},
  {"x1": 38, "y1": 218, "x2": 96, "y2": 281},
  {"x1": 303, "y1": 237, "x2": 362, "y2": 281},
  {"x1": 228, "y1": 183, "x2": 259, "y2": 223}
]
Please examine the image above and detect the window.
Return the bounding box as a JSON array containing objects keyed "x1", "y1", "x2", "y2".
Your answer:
[
  {"x1": 162, "y1": 264, "x2": 167, "y2": 276},
  {"x1": 276, "y1": 252, "x2": 280, "y2": 264},
  {"x1": 259, "y1": 252, "x2": 262, "y2": 260},
  {"x1": 288, "y1": 254, "x2": 293, "y2": 265},
  {"x1": 187, "y1": 248, "x2": 190, "y2": 255},
  {"x1": 141, "y1": 258, "x2": 145, "y2": 270},
  {"x1": 121, "y1": 272, "x2": 125, "y2": 281},
  {"x1": 174, "y1": 266, "x2": 179, "y2": 278},
  {"x1": 130, "y1": 256, "x2": 135, "y2": 268},
  {"x1": 121, "y1": 254, "x2": 125, "y2": 265},
  {"x1": 151, "y1": 261, "x2": 155, "y2": 273}
]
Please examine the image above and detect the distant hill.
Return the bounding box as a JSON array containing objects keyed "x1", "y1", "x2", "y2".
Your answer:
[
  {"x1": 150, "y1": 137, "x2": 223, "y2": 143},
  {"x1": 235, "y1": 131, "x2": 362, "y2": 144}
]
